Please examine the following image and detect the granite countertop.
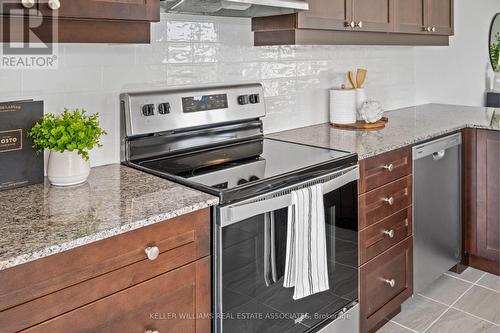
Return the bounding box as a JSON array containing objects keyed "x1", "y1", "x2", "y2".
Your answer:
[
  {"x1": 0, "y1": 164, "x2": 218, "y2": 271},
  {"x1": 270, "y1": 104, "x2": 500, "y2": 160}
]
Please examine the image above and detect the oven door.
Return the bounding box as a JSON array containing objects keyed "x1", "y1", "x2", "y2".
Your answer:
[{"x1": 215, "y1": 166, "x2": 359, "y2": 333}]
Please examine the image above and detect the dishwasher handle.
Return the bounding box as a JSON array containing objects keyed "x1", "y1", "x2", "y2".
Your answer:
[{"x1": 413, "y1": 133, "x2": 461, "y2": 161}]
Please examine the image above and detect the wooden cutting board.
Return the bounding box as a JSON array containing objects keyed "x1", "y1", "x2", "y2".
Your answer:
[{"x1": 331, "y1": 117, "x2": 388, "y2": 130}]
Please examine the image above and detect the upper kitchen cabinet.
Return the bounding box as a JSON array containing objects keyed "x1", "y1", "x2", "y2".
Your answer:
[
  {"x1": 425, "y1": 0, "x2": 453, "y2": 35},
  {"x1": 252, "y1": 0, "x2": 453, "y2": 46},
  {"x1": 352, "y1": 0, "x2": 394, "y2": 32},
  {"x1": 38, "y1": 0, "x2": 159, "y2": 21},
  {"x1": 0, "y1": 0, "x2": 160, "y2": 43},
  {"x1": 395, "y1": 0, "x2": 453, "y2": 35},
  {"x1": 298, "y1": 0, "x2": 352, "y2": 30}
]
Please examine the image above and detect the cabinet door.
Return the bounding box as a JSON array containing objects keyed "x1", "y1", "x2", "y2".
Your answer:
[
  {"x1": 352, "y1": 0, "x2": 394, "y2": 32},
  {"x1": 476, "y1": 130, "x2": 500, "y2": 262},
  {"x1": 297, "y1": 0, "x2": 352, "y2": 30},
  {"x1": 38, "y1": 0, "x2": 159, "y2": 21},
  {"x1": 395, "y1": 0, "x2": 425, "y2": 33},
  {"x1": 0, "y1": 0, "x2": 38, "y2": 15},
  {"x1": 425, "y1": 0, "x2": 453, "y2": 35},
  {"x1": 24, "y1": 258, "x2": 211, "y2": 333}
]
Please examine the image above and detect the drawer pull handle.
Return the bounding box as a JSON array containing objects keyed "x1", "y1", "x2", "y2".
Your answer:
[
  {"x1": 382, "y1": 164, "x2": 394, "y2": 172},
  {"x1": 146, "y1": 330, "x2": 160, "y2": 333},
  {"x1": 145, "y1": 246, "x2": 160, "y2": 261},
  {"x1": 383, "y1": 278, "x2": 396, "y2": 287},
  {"x1": 383, "y1": 229, "x2": 395, "y2": 238},
  {"x1": 383, "y1": 197, "x2": 395, "y2": 205}
]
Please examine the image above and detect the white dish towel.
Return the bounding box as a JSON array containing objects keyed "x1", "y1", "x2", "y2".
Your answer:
[{"x1": 283, "y1": 184, "x2": 330, "y2": 300}]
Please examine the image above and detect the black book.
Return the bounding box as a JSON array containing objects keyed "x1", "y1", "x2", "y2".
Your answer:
[{"x1": 0, "y1": 100, "x2": 44, "y2": 191}]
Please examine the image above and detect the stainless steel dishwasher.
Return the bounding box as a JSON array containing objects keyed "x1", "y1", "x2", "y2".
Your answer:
[{"x1": 413, "y1": 133, "x2": 462, "y2": 293}]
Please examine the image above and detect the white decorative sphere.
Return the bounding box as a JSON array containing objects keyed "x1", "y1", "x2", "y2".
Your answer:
[{"x1": 360, "y1": 101, "x2": 384, "y2": 123}]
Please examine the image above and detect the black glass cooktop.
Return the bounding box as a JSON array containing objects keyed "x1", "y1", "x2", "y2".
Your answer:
[{"x1": 136, "y1": 138, "x2": 357, "y2": 204}]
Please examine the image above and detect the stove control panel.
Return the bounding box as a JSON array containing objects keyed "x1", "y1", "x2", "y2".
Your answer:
[{"x1": 121, "y1": 83, "x2": 266, "y2": 137}]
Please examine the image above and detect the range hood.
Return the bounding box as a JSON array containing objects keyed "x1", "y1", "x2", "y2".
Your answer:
[{"x1": 160, "y1": 0, "x2": 308, "y2": 17}]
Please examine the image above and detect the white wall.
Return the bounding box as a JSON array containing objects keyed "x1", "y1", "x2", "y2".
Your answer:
[
  {"x1": 414, "y1": 0, "x2": 500, "y2": 106},
  {"x1": 0, "y1": 14, "x2": 416, "y2": 167}
]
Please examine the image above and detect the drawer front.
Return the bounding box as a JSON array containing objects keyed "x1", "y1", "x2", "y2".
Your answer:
[
  {"x1": 0, "y1": 208, "x2": 210, "y2": 312},
  {"x1": 23, "y1": 258, "x2": 211, "y2": 333},
  {"x1": 359, "y1": 176, "x2": 412, "y2": 229},
  {"x1": 360, "y1": 237, "x2": 413, "y2": 332},
  {"x1": 360, "y1": 207, "x2": 412, "y2": 264},
  {"x1": 359, "y1": 146, "x2": 412, "y2": 193}
]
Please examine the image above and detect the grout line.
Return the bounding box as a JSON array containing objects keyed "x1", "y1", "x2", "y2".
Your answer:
[
  {"x1": 449, "y1": 306, "x2": 500, "y2": 327},
  {"x1": 443, "y1": 271, "x2": 486, "y2": 284},
  {"x1": 388, "y1": 320, "x2": 419, "y2": 333},
  {"x1": 422, "y1": 281, "x2": 476, "y2": 333},
  {"x1": 416, "y1": 293, "x2": 452, "y2": 307}
]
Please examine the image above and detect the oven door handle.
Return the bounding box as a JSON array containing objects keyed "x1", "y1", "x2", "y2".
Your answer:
[{"x1": 219, "y1": 165, "x2": 359, "y2": 227}]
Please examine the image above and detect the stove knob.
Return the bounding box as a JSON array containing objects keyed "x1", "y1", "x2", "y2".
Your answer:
[
  {"x1": 249, "y1": 176, "x2": 259, "y2": 182},
  {"x1": 238, "y1": 95, "x2": 249, "y2": 105},
  {"x1": 249, "y1": 94, "x2": 260, "y2": 104},
  {"x1": 158, "y1": 102, "x2": 170, "y2": 115},
  {"x1": 237, "y1": 178, "x2": 248, "y2": 185},
  {"x1": 142, "y1": 104, "x2": 155, "y2": 116}
]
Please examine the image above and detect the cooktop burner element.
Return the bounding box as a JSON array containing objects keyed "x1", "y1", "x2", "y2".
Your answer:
[{"x1": 120, "y1": 83, "x2": 357, "y2": 204}]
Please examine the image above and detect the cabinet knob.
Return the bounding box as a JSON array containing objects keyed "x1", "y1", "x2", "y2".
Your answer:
[
  {"x1": 345, "y1": 21, "x2": 356, "y2": 28},
  {"x1": 431, "y1": 26, "x2": 436, "y2": 32},
  {"x1": 145, "y1": 246, "x2": 160, "y2": 261},
  {"x1": 383, "y1": 229, "x2": 395, "y2": 238},
  {"x1": 21, "y1": 0, "x2": 35, "y2": 8},
  {"x1": 382, "y1": 164, "x2": 394, "y2": 172},
  {"x1": 425, "y1": 26, "x2": 432, "y2": 32},
  {"x1": 47, "y1": 0, "x2": 60, "y2": 10},
  {"x1": 355, "y1": 21, "x2": 363, "y2": 28},
  {"x1": 383, "y1": 197, "x2": 395, "y2": 205},
  {"x1": 383, "y1": 278, "x2": 396, "y2": 287},
  {"x1": 146, "y1": 331, "x2": 159, "y2": 333}
]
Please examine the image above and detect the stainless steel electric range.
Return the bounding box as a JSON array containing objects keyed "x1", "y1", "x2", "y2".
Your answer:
[{"x1": 120, "y1": 83, "x2": 360, "y2": 333}]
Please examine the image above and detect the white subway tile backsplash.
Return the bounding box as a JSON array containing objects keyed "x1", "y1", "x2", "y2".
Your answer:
[{"x1": 2, "y1": 13, "x2": 416, "y2": 167}]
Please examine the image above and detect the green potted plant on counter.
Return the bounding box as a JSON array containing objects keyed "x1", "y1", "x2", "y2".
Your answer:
[{"x1": 28, "y1": 108, "x2": 107, "y2": 186}]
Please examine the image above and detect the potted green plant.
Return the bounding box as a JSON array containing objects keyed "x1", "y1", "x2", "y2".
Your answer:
[{"x1": 28, "y1": 108, "x2": 107, "y2": 186}]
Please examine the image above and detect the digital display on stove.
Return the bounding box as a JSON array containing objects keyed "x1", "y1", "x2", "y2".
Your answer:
[{"x1": 182, "y1": 94, "x2": 228, "y2": 113}]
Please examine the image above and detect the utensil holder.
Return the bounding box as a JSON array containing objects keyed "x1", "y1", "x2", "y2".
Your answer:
[{"x1": 329, "y1": 89, "x2": 357, "y2": 125}]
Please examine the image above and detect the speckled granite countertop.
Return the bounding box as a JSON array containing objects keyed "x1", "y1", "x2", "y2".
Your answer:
[
  {"x1": 0, "y1": 164, "x2": 218, "y2": 271},
  {"x1": 270, "y1": 104, "x2": 500, "y2": 160}
]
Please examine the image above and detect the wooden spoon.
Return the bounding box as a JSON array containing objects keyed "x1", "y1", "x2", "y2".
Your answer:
[
  {"x1": 356, "y1": 68, "x2": 367, "y2": 88},
  {"x1": 347, "y1": 71, "x2": 356, "y2": 89}
]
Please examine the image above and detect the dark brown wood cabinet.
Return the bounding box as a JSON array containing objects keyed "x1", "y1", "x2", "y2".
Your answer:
[
  {"x1": 463, "y1": 128, "x2": 500, "y2": 275},
  {"x1": 352, "y1": 0, "x2": 394, "y2": 32},
  {"x1": 1, "y1": 0, "x2": 159, "y2": 43},
  {"x1": 38, "y1": 0, "x2": 159, "y2": 21},
  {"x1": 358, "y1": 147, "x2": 413, "y2": 333},
  {"x1": 252, "y1": 0, "x2": 453, "y2": 46},
  {"x1": 425, "y1": 0, "x2": 453, "y2": 35},
  {"x1": 298, "y1": 0, "x2": 352, "y2": 30},
  {"x1": 0, "y1": 208, "x2": 211, "y2": 333},
  {"x1": 395, "y1": 0, "x2": 425, "y2": 33}
]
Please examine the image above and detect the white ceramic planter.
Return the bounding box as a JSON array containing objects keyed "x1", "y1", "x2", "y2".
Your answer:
[{"x1": 47, "y1": 150, "x2": 90, "y2": 186}]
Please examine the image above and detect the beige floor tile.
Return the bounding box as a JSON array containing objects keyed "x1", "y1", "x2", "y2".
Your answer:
[
  {"x1": 477, "y1": 273, "x2": 500, "y2": 292},
  {"x1": 391, "y1": 295, "x2": 447, "y2": 332},
  {"x1": 426, "y1": 308, "x2": 500, "y2": 333},
  {"x1": 377, "y1": 321, "x2": 414, "y2": 333},
  {"x1": 444, "y1": 267, "x2": 485, "y2": 283},
  {"x1": 454, "y1": 286, "x2": 500, "y2": 324},
  {"x1": 418, "y1": 274, "x2": 472, "y2": 305}
]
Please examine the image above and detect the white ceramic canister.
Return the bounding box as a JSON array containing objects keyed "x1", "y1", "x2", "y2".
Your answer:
[
  {"x1": 47, "y1": 150, "x2": 91, "y2": 186},
  {"x1": 329, "y1": 89, "x2": 357, "y2": 124}
]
